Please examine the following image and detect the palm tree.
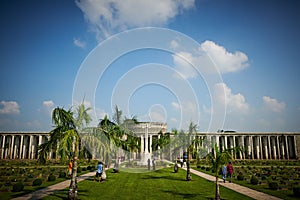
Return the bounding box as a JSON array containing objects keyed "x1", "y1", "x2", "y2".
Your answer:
[
  {"x1": 38, "y1": 102, "x2": 92, "y2": 200},
  {"x1": 206, "y1": 144, "x2": 233, "y2": 200}
]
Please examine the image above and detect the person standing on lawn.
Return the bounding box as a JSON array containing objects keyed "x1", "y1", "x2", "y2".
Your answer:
[
  {"x1": 94, "y1": 161, "x2": 103, "y2": 182},
  {"x1": 227, "y1": 162, "x2": 234, "y2": 183},
  {"x1": 222, "y1": 164, "x2": 227, "y2": 183}
]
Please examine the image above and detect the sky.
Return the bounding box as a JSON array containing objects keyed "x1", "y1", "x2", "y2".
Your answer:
[{"x1": 0, "y1": 0, "x2": 300, "y2": 133}]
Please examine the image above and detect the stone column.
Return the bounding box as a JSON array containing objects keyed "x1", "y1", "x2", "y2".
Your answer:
[
  {"x1": 267, "y1": 136, "x2": 271, "y2": 159},
  {"x1": 28, "y1": 135, "x2": 32, "y2": 159},
  {"x1": 145, "y1": 129, "x2": 149, "y2": 154},
  {"x1": 285, "y1": 136, "x2": 289, "y2": 160},
  {"x1": 273, "y1": 137, "x2": 278, "y2": 160},
  {"x1": 10, "y1": 135, "x2": 15, "y2": 159},
  {"x1": 19, "y1": 135, "x2": 23, "y2": 159},
  {"x1": 224, "y1": 136, "x2": 228, "y2": 150},
  {"x1": 140, "y1": 135, "x2": 144, "y2": 153},
  {"x1": 241, "y1": 136, "x2": 245, "y2": 159},
  {"x1": 1, "y1": 135, "x2": 6, "y2": 159},
  {"x1": 149, "y1": 135, "x2": 152, "y2": 154},
  {"x1": 259, "y1": 136, "x2": 263, "y2": 159}
]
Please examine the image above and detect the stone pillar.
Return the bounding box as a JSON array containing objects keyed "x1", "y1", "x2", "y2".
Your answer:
[
  {"x1": 145, "y1": 129, "x2": 149, "y2": 154},
  {"x1": 28, "y1": 135, "x2": 32, "y2": 159},
  {"x1": 140, "y1": 135, "x2": 144, "y2": 153},
  {"x1": 19, "y1": 135, "x2": 23, "y2": 160},
  {"x1": 10, "y1": 135, "x2": 15, "y2": 159},
  {"x1": 267, "y1": 136, "x2": 271, "y2": 160},
  {"x1": 259, "y1": 136, "x2": 263, "y2": 159},
  {"x1": 1, "y1": 135, "x2": 6, "y2": 159},
  {"x1": 273, "y1": 137, "x2": 278, "y2": 160},
  {"x1": 149, "y1": 135, "x2": 152, "y2": 154},
  {"x1": 241, "y1": 136, "x2": 245, "y2": 159},
  {"x1": 285, "y1": 136, "x2": 289, "y2": 160},
  {"x1": 224, "y1": 136, "x2": 228, "y2": 150}
]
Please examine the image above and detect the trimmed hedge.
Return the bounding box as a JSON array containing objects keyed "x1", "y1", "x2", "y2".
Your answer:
[
  {"x1": 250, "y1": 176, "x2": 259, "y2": 185},
  {"x1": 48, "y1": 175, "x2": 56, "y2": 182},
  {"x1": 268, "y1": 181, "x2": 279, "y2": 190},
  {"x1": 32, "y1": 178, "x2": 43, "y2": 186},
  {"x1": 293, "y1": 186, "x2": 300, "y2": 196},
  {"x1": 12, "y1": 182, "x2": 24, "y2": 192}
]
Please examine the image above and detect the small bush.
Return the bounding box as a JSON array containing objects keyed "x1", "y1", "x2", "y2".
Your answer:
[
  {"x1": 201, "y1": 166, "x2": 205, "y2": 170},
  {"x1": 250, "y1": 176, "x2": 259, "y2": 185},
  {"x1": 32, "y1": 178, "x2": 43, "y2": 186},
  {"x1": 268, "y1": 181, "x2": 279, "y2": 190},
  {"x1": 205, "y1": 167, "x2": 210, "y2": 171},
  {"x1": 293, "y1": 186, "x2": 300, "y2": 196},
  {"x1": 59, "y1": 171, "x2": 66, "y2": 178},
  {"x1": 237, "y1": 174, "x2": 244, "y2": 181},
  {"x1": 77, "y1": 167, "x2": 82, "y2": 173},
  {"x1": 48, "y1": 175, "x2": 56, "y2": 182},
  {"x1": 12, "y1": 182, "x2": 24, "y2": 192},
  {"x1": 82, "y1": 167, "x2": 87, "y2": 171}
]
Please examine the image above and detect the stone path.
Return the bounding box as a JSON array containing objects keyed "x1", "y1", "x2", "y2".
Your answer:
[
  {"x1": 188, "y1": 168, "x2": 282, "y2": 200},
  {"x1": 11, "y1": 167, "x2": 283, "y2": 200},
  {"x1": 11, "y1": 172, "x2": 95, "y2": 200}
]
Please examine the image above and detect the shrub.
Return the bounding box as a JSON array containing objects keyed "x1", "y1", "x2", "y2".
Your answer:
[
  {"x1": 205, "y1": 167, "x2": 210, "y2": 171},
  {"x1": 293, "y1": 186, "x2": 300, "y2": 196},
  {"x1": 269, "y1": 181, "x2": 279, "y2": 190},
  {"x1": 59, "y1": 171, "x2": 66, "y2": 178},
  {"x1": 82, "y1": 167, "x2": 87, "y2": 171},
  {"x1": 201, "y1": 166, "x2": 205, "y2": 170},
  {"x1": 237, "y1": 174, "x2": 244, "y2": 181},
  {"x1": 32, "y1": 178, "x2": 43, "y2": 186},
  {"x1": 77, "y1": 167, "x2": 82, "y2": 173},
  {"x1": 12, "y1": 182, "x2": 24, "y2": 192},
  {"x1": 250, "y1": 176, "x2": 259, "y2": 185},
  {"x1": 48, "y1": 175, "x2": 56, "y2": 182}
]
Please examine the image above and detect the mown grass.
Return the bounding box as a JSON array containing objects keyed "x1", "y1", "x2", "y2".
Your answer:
[{"x1": 43, "y1": 167, "x2": 253, "y2": 200}]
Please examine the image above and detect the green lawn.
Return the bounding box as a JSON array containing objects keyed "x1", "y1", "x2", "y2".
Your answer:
[{"x1": 43, "y1": 167, "x2": 253, "y2": 200}]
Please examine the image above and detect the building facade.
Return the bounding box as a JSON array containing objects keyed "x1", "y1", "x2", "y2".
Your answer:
[{"x1": 0, "y1": 129, "x2": 299, "y2": 160}]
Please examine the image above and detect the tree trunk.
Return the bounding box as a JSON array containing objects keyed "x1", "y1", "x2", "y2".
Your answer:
[
  {"x1": 186, "y1": 147, "x2": 192, "y2": 181},
  {"x1": 215, "y1": 176, "x2": 220, "y2": 200},
  {"x1": 69, "y1": 138, "x2": 79, "y2": 200}
]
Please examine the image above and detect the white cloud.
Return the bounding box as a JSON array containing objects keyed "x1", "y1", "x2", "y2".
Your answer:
[
  {"x1": 43, "y1": 100, "x2": 54, "y2": 108},
  {"x1": 172, "y1": 40, "x2": 249, "y2": 79},
  {"x1": 42, "y1": 100, "x2": 55, "y2": 116},
  {"x1": 214, "y1": 83, "x2": 249, "y2": 114},
  {"x1": 262, "y1": 96, "x2": 285, "y2": 112},
  {"x1": 73, "y1": 38, "x2": 86, "y2": 49},
  {"x1": 75, "y1": 0, "x2": 195, "y2": 41},
  {"x1": 201, "y1": 41, "x2": 249, "y2": 73},
  {"x1": 172, "y1": 52, "x2": 198, "y2": 79},
  {"x1": 0, "y1": 101, "x2": 20, "y2": 115}
]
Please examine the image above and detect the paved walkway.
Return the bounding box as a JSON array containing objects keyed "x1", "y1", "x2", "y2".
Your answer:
[
  {"x1": 11, "y1": 172, "x2": 95, "y2": 200},
  {"x1": 188, "y1": 168, "x2": 282, "y2": 200}
]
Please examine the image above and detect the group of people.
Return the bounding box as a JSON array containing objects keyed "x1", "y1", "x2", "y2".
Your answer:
[{"x1": 221, "y1": 162, "x2": 234, "y2": 183}]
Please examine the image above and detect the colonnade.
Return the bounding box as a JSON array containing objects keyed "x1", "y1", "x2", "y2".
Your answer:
[
  {"x1": 195, "y1": 132, "x2": 299, "y2": 160},
  {"x1": 1, "y1": 131, "x2": 299, "y2": 160},
  {"x1": 0, "y1": 132, "x2": 51, "y2": 159}
]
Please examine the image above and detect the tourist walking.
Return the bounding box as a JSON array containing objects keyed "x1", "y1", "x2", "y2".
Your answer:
[
  {"x1": 227, "y1": 162, "x2": 234, "y2": 183},
  {"x1": 94, "y1": 161, "x2": 103, "y2": 182},
  {"x1": 222, "y1": 164, "x2": 227, "y2": 183},
  {"x1": 67, "y1": 160, "x2": 72, "y2": 178}
]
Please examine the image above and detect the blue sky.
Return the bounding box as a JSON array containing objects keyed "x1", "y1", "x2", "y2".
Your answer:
[{"x1": 0, "y1": 0, "x2": 300, "y2": 132}]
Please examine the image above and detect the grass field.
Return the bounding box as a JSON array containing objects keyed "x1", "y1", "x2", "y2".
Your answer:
[{"x1": 43, "y1": 167, "x2": 253, "y2": 200}]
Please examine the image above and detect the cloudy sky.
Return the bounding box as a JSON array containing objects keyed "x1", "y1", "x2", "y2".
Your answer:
[{"x1": 1, "y1": 0, "x2": 300, "y2": 132}]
